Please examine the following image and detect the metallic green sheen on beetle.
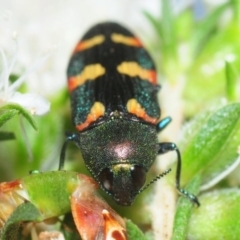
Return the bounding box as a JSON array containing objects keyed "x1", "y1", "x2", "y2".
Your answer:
[{"x1": 59, "y1": 22, "x2": 199, "y2": 207}]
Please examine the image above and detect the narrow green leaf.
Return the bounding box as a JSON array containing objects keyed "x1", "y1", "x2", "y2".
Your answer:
[
  {"x1": 0, "y1": 109, "x2": 18, "y2": 128},
  {"x1": 143, "y1": 11, "x2": 163, "y2": 39},
  {"x1": 161, "y1": 0, "x2": 177, "y2": 55},
  {"x1": 192, "y1": 2, "x2": 230, "y2": 56},
  {"x1": 179, "y1": 103, "x2": 240, "y2": 186},
  {"x1": 225, "y1": 61, "x2": 238, "y2": 101},
  {"x1": 126, "y1": 219, "x2": 146, "y2": 240},
  {"x1": 187, "y1": 189, "x2": 240, "y2": 239},
  {"x1": 172, "y1": 174, "x2": 202, "y2": 240},
  {"x1": 1, "y1": 103, "x2": 38, "y2": 130},
  {"x1": 231, "y1": 0, "x2": 240, "y2": 26},
  {"x1": 144, "y1": 0, "x2": 179, "y2": 82},
  {"x1": 0, "y1": 131, "x2": 15, "y2": 141},
  {"x1": 0, "y1": 202, "x2": 41, "y2": 240}
]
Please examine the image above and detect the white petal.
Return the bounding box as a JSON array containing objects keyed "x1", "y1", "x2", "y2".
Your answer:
[
  {"x1": 8, "y1": 51, "x2": 52, "y2": 93},
  {"x1": 9, "y1": 92, "x2": 50, "y2": 115}
]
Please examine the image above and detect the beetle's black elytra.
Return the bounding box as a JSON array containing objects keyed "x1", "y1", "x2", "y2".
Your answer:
[{"x1": 60, "y1": 22, "x2": 199, "y2": 206}]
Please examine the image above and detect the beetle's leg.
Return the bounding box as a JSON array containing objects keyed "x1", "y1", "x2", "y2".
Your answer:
[
  {"x1": 156, "y1": 117, "x2": 172, "y2": 132},
  {"x1": 158, "y1": 142, "x2": 200, "y2": 206},
  {"x1": 59, "y1": 132, "x2": 79, "y2": 170}
]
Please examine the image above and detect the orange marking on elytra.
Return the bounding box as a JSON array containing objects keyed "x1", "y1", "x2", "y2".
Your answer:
[
  {"x1": 117, "y1": 62, "x2": 157, "y2": 84},
  {"x1": 148, "y1": 70, "x2": 157, "y2": 84},
  {"x1": 111, "y1": 33, "x2": 142, "y2": 47},
  {"x1": 74, "y1": 35, "x2": 105, "y2": 52},
  {"x1": 76, "y1": 102, "x2": 105, "y2": 131},
  {"x1": 127, "y1": 99, "x2": 158, "y2": 124},
  {"x1": 68, "y1": 64, "x2": 105, "y2": 91}
]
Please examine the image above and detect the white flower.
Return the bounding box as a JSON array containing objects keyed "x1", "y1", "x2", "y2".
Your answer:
[
  {"x1": 9, "y1": 92, "x2": 50, "y2": 116},
  {"x1": 0, "y1": 37, "x2": 51, "y2": 115}
]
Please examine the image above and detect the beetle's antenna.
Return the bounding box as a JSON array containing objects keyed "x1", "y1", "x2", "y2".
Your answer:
[{"x1": 138, "y1": 168, "x2": 171, "y2": 194}]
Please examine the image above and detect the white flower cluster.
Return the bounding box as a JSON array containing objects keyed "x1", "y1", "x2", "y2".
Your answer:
[{"x1": 0, "y1": 37, "x2": 50, "y2": 115}]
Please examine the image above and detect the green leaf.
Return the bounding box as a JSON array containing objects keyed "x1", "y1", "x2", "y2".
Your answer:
[
  {"x1": 1, "y1": 103, "x2": 38, "y2": 131},
  {"x1": 0, "y1": 202, "x2": 41, "y2": 240},
  {"x1": 232, "y1": 0, "x2": 240, "y2": 26},
  {"x1": 161, "y1": 0, "x2": 177, "y2": 56},
  {"x1": 179, "y1": 103, "x2": 240, "y2": 186},
  {"x1": 225, "y1": 61, "x2": 238, "y2": 101},
  {"x1": 143, "y1": 11, "x2": 162, "y2": 39},
  {"x1": 0, "y1": 131, "x2": 15, "y2": 141},
  {"x1": 187, "y1": 189, "x2": 240, "y2": 239},
  {"x1": 126, "y1": 219, "x2": 146, "y2": 240},
  {"x1": 192, "y1": 2, "x2": 230, "y2": 56},
  {"x1": 0, "y1": 109, "x2": 18, "y2": 128},
  {"x1": 172, "y1": 174, "x2": 202, "y2": 240},
  {"x1": 144, "y1": 0, "x2": 179, "y2": 82}
]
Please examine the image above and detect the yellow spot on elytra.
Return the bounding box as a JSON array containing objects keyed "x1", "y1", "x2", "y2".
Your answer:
[
  {"x1": 127, "y1": 99, "x2": 158, "y2": 124},
  {"x1": 76, "y1": 102, "x2": 105, "y2": 131},
  {"x1": 68, "y1": 64, "x2": 105, "y2": 91},
  {"x1": 74, "y1": 35, "x2": 105, "y2": 52},
  {"x1": 111, "y1": 33, "x2": 142, "y2": 47},
  {"x1": 117, "y1": 62, "x2": 156, "y2": 84}
]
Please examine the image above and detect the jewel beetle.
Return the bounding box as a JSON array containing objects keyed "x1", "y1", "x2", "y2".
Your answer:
[{"x1": 59, "y1": 22, "x2": 199, "y2": 206}]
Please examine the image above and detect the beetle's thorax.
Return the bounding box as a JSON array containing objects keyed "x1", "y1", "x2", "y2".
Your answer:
[{"x1": 78, "y1": 119, "x2": 158, "y2": 205}]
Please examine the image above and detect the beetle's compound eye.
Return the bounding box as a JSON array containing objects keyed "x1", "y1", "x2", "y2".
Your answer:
[
  {"x1": 99, "y1": 168, "x2": 114, "y2": 194},
  {"x1": 130, "y1": 165, "x2": 146, "y2": 191}
]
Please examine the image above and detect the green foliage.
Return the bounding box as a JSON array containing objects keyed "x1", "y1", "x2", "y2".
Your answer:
[
  {"x1": 168, "y1": 102, "x2": 240, "y2": 239},
  {"x1": 0, "y1": 204, "x2": 147, "y2": 240},
  {"x1": 0, "y1": 202, "x2": 41, "y2": 240},
  {"x1": 225, "y1": 61, "x2": 239, "y2": 101},
  {"x1": 188, "y1": 189, "x2": 240, "y2": 239},
  {"x1": 144, "y1": 0, "x2": 240, "y2": 117},
  {"x1": 126, "y1": 220, "x2": 147, "y2": 240},
  {"x1": 143, "y1": 0, "x2": 240, "y2": 239},
  {"x1": 178, "y1": 103, "x2": 240, "y2": 185},
  {"x1": 0, "y1": 171, "x2": 147, "y2": 240},
  {"x1": 172, "y1": 175, "x2": 202, "y2": 240},
  {"x1": 0, "y1": 131, "x2": 15, "y2": 141},
  {"x1": 0, "y1": 103, "x2": 64, "y2": 179},
  {"x1": 0, "y1": 104, "x2": 37, "y2": 130}
]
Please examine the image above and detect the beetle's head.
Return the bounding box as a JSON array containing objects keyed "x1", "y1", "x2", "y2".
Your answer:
[
  {"x1": 98, "y1": 164, "x2": 146, "y2": 206},
  {"x1": 79, "y1": 119, "x2": 157, "y2": 206}
]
